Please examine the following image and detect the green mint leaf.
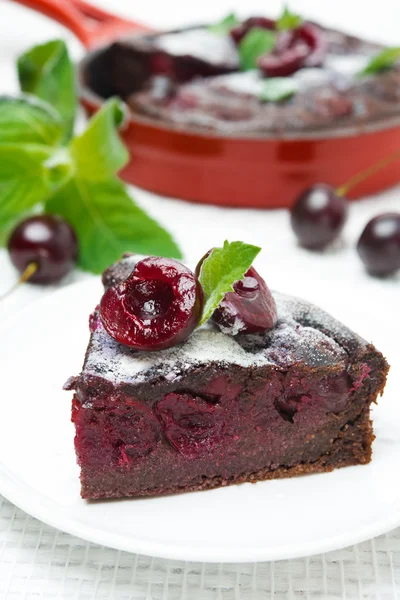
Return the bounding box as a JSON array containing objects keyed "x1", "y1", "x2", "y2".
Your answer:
[
  {"x1": 18, "y1": 40, "x2": 77, "y2": 142},
  {"x1": 239, "y1": 27, "x2": 276, "y2": 71},
  {"x1": 260, "y1": 78, "x2": 297, "y2": 102},
  {"x1": 198, "y1": 240, "x2": 261, "y2": 326},
  {"x1": 359, "y1": 47, "x2": 400, "y2": 76},
  {"x1": 276, "y1": 6, "x2": 303, "y2": 31},
  {"x1": 209, "y1": 13, "x2": 240, "y2": 35},
  {"x1": 0, "y1": 143, "x2": 72, "y2": 230},
  {"x1": 45, "y1": 176, "x2": 182, "y2": 274},
  {"x1": 0, "y1": 95, "x2": 63, "y2": 146},
  {"x1": 70, "y1": 98, "x2": 129, "y2": 180}
]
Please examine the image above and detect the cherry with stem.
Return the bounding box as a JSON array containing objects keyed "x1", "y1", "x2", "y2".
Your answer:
[
  {"x1": 1, "y1": 215, "x2": 78, "y2": 301},
  {"x1": 291, "y1": 147, "x2": 400, "y2": 250},
  {"x1": 0, "y1": 262, "x2": 38, "y2": 301}
]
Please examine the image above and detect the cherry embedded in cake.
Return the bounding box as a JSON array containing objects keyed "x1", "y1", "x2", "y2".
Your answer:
[{"x1": 65, "y1": 254, "x2": 389, "y2": 500}]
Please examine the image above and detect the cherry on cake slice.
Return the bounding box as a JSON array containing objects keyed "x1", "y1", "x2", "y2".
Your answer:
[{"x1": 65, "y1": 253, "x2": 388, "y2": 500}]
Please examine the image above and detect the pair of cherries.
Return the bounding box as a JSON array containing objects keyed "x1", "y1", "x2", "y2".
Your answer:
[
  {"x1": 291, "y1": 184, "x2": 400, "y2": 276},
  {"x1": 100, "y1": 253, "x2": 278, "y2": 351},
  {"x1": 6, "y1": 216, "x2": 277, "y2": 351},
  {"x1": 230, "y1": 16, "x2": 327, "y2": 77}
]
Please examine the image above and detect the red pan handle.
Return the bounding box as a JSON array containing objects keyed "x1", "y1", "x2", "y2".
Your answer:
[{"x1": 9, "y1": 0, "x2": 151, "y2": 48}]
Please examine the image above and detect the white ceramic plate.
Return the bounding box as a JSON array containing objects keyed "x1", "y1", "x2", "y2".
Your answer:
[{"x1": 0, "y1": 279, "x2": 399, "y2": 563}]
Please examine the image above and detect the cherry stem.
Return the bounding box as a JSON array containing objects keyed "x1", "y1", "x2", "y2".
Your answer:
[
  {"x1": 0, "y1": 262, "x2": 38, "y2": 301},
  {"x1": 337, "y1": 147, "x2": 400, "y2": 197}
]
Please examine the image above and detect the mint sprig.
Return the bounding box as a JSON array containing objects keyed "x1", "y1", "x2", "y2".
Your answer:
[
  {"x1": 260, "y1": 78, "x2": 297, "y2": 102},
  {"x1": 197, "y1": 240, "x2": 261, "y2": 326},
  {"x1": 0, "y1": 39, "x2": 182, "y2": 272},
  {"x1": 0, "y1": 143, "x2": 71, "y2": 229},
  {"x1": 359, "y1": 47, "x2": 400, "y2": 76},
  {"x1": 69, "y1": 99, "x2": 129, "y2": 180},
  {"x1": 18, "y1": 40, "x2": 77, "y2": 143},
  {"x1": 239, "y1": 27, "x2": 276, "y2": 71},
  {"x1": 46, "y1": 176, "x2": 180, "y2": 274},
  {"x1": 0, "y1": 95, "x2": 64, "y2": 146},
  {"x1": 209, "y1": 13, "x2": 239, "y2": 36},
  {"x1": 276, "y1": 6, "x2": 303, "y2": 31}
]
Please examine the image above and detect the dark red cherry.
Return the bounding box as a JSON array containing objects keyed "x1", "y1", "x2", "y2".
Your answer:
[
  {"x1": 357, "y1": 213, "x2": 400, "y2": 276},
  {"x1": 7, "y1": 215, "x2": 78, "y2": 284},
  {"x1": 108, "y1": 404, "x2": 161, "y2": 461},
  {"x1": 274, "y1": 371, "x2": 352, "y2": 422},
  {"x1": 155, "y1": 392, "x2": 224, "y2": 458},
  {"x1": 258, "y1": 22, "x2": 326, "y2": 77},
  {"x1": 258, "y1": 41, "x2": 309, "y2": 77},
  {"x1": 195, "y1": 250, "x2": 277, "y2": 335},
  {"x1": 290, "y1": 184, "x2": 348, "y2": 249},
  {"x1": 213, "y1": 266, "x2": 277, "y2": 335},
  {"x1": 100, "y1": 257, "x2": 204, "y2": 351}
]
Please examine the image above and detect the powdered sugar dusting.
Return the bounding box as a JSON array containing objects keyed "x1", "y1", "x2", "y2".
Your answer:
[
  {"x1": 324, "y1": 54, "x2": 370, "y2": 78},
  {"x1": 157, "y1": 28, "x2": 238, "y2": 66},
  {"x1": 82, "y1": 292, "x2": 357, "y2": 385},
  {"x1": 207, "y1": 54, "x2": 372, "y2": 98},
  {"x1": 217, "y1": 313, "x2": 246, "y2": 336},
  {"x1": 84, "y1": 322, "x2": 269, "y2": 384}
]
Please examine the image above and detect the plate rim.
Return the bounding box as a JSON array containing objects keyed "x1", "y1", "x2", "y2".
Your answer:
[
  {"x1": 0, "y1": 278, "x2": 399, "y2": 563},
  {"x1": 2, "y1": 459, "x2": 400, "y2": 563}
]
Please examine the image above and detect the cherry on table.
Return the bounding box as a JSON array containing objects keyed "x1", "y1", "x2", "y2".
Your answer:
[
  {"x1": 290, "y1": 183, "x2": 348, "y2": 249},
  {"x1": 7, "y1": 214, "x2": 78, "y2": 285},
  {"x1": 100, "y1": 257, "x2": 204, "y2": 351},
  {"x1": 357, "y1": 213, "x2": 400, "y2": 276}
]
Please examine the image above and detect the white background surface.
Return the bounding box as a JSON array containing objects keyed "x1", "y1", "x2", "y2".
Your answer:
[{"x1": 0, "y1": 0, "x2": 399, "y2": 597}]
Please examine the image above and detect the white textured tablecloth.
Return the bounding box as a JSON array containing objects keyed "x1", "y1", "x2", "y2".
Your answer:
[
  {"x1": 1, "y1": 497, "x2": 400, "y2": 600},
  {"x1": 1, "y1": 0, "x2": 400, "y2": 597}
]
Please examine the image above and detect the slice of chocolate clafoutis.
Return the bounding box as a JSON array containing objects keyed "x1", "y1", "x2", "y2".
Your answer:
[{"x1": 65, "y1": 248, "x2": 388, "y2": 500}]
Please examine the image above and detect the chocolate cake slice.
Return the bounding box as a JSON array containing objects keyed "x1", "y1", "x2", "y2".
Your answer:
[{"x1": 66, "y1": 255, "x2": 388, "y2": 500}]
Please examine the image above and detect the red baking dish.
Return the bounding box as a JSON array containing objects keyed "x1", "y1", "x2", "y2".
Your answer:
[{"x1": 11, "y1": 0, "x2": 400, "y2": 208}]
